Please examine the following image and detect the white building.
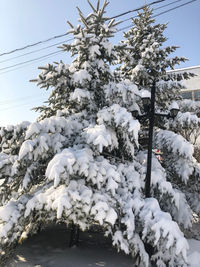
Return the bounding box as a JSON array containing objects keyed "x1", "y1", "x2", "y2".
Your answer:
[{"x1": 169, "y1": 65, "x2": 200, "y2": 100}]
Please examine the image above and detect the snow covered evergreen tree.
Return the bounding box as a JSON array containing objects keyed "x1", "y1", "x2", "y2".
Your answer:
[
  {"x1": 118, "y1": 6, "x2": 200, "y2": 228},
  {"x1": 0, "y1": 2, "x2": 196, "y2": 266}
]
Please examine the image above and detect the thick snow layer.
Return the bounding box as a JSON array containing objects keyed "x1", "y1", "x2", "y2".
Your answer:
[
  {"x1": 169, "y1": 101, "x2": 179, "y2": 110},
  {"x1": 69, "y1": 88, "x2": 91, "y2": 102},
  {"x1": 5, "y1": 225, "x2": 200, "y2": 267},
  {"x1": 97, "y1": 104, "x2": 140, "y2": 144},
  {"x1": 156, "y1": 130, "x2": 194, "y2": 159},
  {"x1": 45, "y1": 147, "x2": 120, "y2": 193},
  {"x1": 84, "y1": 124, "x2": 118, "y2": 152},
  {"x1": 139, "y1": 89, "x2": 151, "y2": 98},
  {"x1": 73, "y1": 69, "x2": 91, "y2": 84}
]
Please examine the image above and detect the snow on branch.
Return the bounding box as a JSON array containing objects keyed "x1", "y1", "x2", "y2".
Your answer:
[
  {"x1": 121, "y1": 154, "x2": 192, "y2": 229},
  {"x1": 140, "y1": 198, "x2": 188, "y2": 263},
  {"x1": 7, "y1": 114, "x2": 89, "y2": 190},
  {"x1": 0, "y1": 121, "x2": 30, "y2": 155},
  {"x1": 69, "y1": 88, "x2": 91, "y2": 102},
  {"x1": 155, "y1": 130, "x2": 199, "y2": 183},
  {"x1": 112, "y1": 162, "x2": 189, "y2": 266},
  {"x1": 97, "y1": 104, "x2": 140, "y2": 144},
  {"x1": 46, "y1": 147, "x2": 120, "y2": 195},
  {"x1": 73, "y1": 69, "x2": 91, "y2": 84},
  {"x1": 178, "y1": 99, "x2": 200, "y2": 113},
  {"x1": 104, "y1": 81, "x2": 139, "y2": 108},
  {"x1": 0, "y1": 153, "x2": 16, "y2": 180},
  {"x1": 169, "y1": 111, "x2": 200, "y2": 129},
  {"x1": 83, "y1": 124, "x2": 118, "y2": 153},
  {"x1": 0, "y1": 182, "x2": 118, "y2": 251},
  {"x1": 155, "y1": 130, "x2": 194, "y2": 160}
]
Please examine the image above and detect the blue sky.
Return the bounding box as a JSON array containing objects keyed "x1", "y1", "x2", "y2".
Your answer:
[{"x1": 0, "y1": 0, "x2": 199, "y2": 126}]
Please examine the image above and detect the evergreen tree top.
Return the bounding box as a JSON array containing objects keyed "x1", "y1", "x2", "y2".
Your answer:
[
  {"x1": 32, "y1": 0, "x2": 120, "y2": 119},
  {"x1": 60, "y1": 0, "x2": 119, "y2": 63},
  {"x1": 119, "y1": 5, "x2": 189, "y2": 85}
]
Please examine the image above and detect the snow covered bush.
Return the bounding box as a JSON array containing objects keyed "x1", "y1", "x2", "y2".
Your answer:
[{"x1": 0, "y1": 2, "x2": 198, "y2": 266}]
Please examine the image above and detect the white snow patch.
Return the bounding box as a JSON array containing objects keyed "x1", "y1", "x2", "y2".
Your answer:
[
  {"x1": 69, "y1": 88, "x2": 90, "y2": 102},
  {"x1": 188, "y1": 239, "x2": 200, "y2": 267},
  {"x1": 73, "y1": 69, "x2": 91, "y2": 83}
]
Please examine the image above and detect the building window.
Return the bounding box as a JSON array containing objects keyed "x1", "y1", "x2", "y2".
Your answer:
[
  {"x1": 194, "y1": 90, "x2": 200, "y2": 100},
  {"x1": 181, "y1": 91, "x2": 192, "y2": 99}
]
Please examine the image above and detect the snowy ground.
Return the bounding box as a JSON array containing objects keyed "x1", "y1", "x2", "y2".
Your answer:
[{"x1": 5, "y1": 224, "x2": 200, "y2": 267}]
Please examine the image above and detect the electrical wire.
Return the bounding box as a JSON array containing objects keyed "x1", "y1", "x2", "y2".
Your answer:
[
  {"x1": 0, "y1": 39, "x2": 73, "y2": 64},
  {"x1": 121, "y1": 0, "x2": 186, "y2": 23},
  {"x1": 108, "y1": 0, "x2": 165, "y2": 19},
  {"x1": 117, "y1": 0, "x2": 197, "y2": 32},
  {"x1": 0, "y1": 0, "x2": 190, "y2": 66},
  {"x1": 152, "y1": 0, "x2": 197, "y2": 17},
  {"x1": 0, "y1": 51, "x2": 65, "y2": 75},
  {"x1": 0, "y1": 99, "x2": 47, "y2": 112},
  {"x1": 0, "y1": 51, "x2": 64, "y2": 72},
  {"x1": 0, "y1": 0, "x2": 166, "y2": 58},
  {"x1": 0, "y1": 94, "x2": 47, "y2": 105},
  {"x1": 0, "y1": 0, "x2": 197, "y2": 112},
  {"x1": 0, "y1": 0, "x2": 180, "y2": 65},
  {"x1": 0, "y1": 0, "x2": 197, "y2": 76},
  {"x1": 0, "y1": 33, "x2": 68, "y2": 57}
]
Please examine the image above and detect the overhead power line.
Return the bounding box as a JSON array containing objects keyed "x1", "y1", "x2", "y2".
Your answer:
[
  {"x1": 0, "y1": 39, "x2": 73, "y2": 64},
  {"x1": 0, "y1": 0, "x2": 197, "y2": 76},
  {"x1": 0, "y1": 51, "x2": 65, "y2": 75},
  {"x1": 152, "y1": 0, "x2": 197, "y2": 17},
  {"x1": 0, "y1": 33, "x2": 68, "y2": 58},
  {"x1": 121, "y1": 0, "x2": 186, "y2": 23},
  {"x1": 0, "y1": 0, "x2": 165, "y2": 58},
  {"x1": 0, "y1": 0, "x2": 186, "y2": 66},
  {"x1": 0, "y1": 99, "x2": 47, "y2": 112},
  {"x1": 0, "y1": 51, "x2": 64, "y2": 72},
  {"x1": 0, "y1": 0, "x2": 197, "y2": 112},
  {"x1": 109, "y1": 0, "x2": 165, "y2": 19},
  {"x1": 118, "y1": 0, "x2": 197, "y2": 32},
  {"x1": 0, "y1": 94, "x2": 47, "y2": 105}
]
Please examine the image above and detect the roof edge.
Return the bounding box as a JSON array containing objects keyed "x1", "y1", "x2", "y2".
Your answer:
[{"x1": 167, "y1": 65, "x2": 200, "y2": 73}]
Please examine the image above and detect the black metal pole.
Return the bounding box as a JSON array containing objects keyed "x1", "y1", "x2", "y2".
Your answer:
[{"x1": 145, "y1": 80, "x2": 156, "y2": 198}]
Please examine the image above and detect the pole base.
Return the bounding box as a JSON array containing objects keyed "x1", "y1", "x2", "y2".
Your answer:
[{"x1": 69, "y1": 223, "x2": 80, "y2": 247}]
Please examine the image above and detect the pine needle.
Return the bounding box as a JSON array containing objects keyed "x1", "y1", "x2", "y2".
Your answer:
[
  {"x1": 87, "y1": 0, "x2": 97, "y2": 13},
  {"x1": 67, "y1": 21, "x2": 74, "y2": 29},
  {"x1": 97, "y1": 0, "x2": 100, "y2": 11},
  {"x1": 76, "y1": 7, "x2": 89, "y2": 28}
]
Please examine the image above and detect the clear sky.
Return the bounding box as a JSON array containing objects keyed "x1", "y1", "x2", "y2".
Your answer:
[{"x1": 0, "y1": 0, "x2": 199, "y2": 126}]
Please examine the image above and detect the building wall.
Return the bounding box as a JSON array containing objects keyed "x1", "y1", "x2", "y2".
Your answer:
[{"x1": 168, "y1": 65, "x2": 200, "y2": 101}]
